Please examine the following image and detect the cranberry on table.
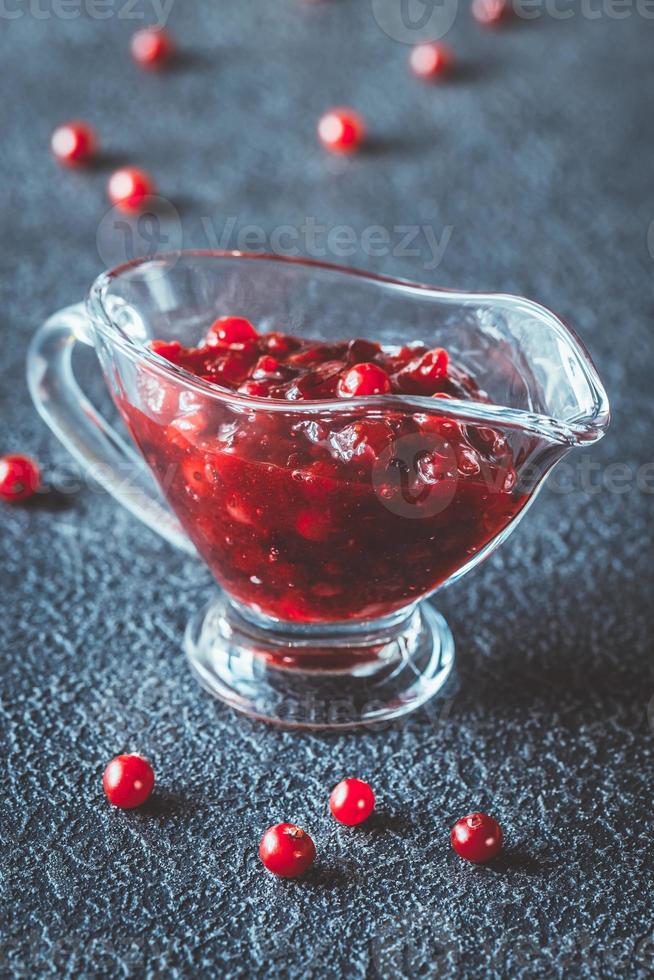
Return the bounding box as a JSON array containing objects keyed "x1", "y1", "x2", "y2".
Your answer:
[
  {"x1": 206, "y1": 316, "x2": 258, "y2": 347},
  {"x1": 472, "y1": 0, "x2": 510, "y2": 25},
  {"x1": 329, "y1": 778, "x2": 375, "y2": 826},
  {"x1": 337, "y1": 362, "x2": 392, "y2": 397},
  {"x1": 318, "y1": 108, "x2": 365, "y2": 154},
  {"x1": 0, "y1": 454, "x2": 40, "y2": 502},
  {"x1": 102, "y1": 754, "x2": 155, "y2": 808},
  {"x1": 451, "y1": 812, "x2": 503, "y2": 863},
  {"x1": 107, "y1": 167, "x2": 155, "y2": 212},
  {"x1": 259, "y1": 823, "x2": 316, "y2": 878},
  {"x1": 410, "y1": 43, "x2": 453, "y2": 80},
  {"x1": 130, "y1": 27, "x2": 174, "y2": 68},
  {"x1": 50, "y1": 121, "x2": 97, "y2": 166}
]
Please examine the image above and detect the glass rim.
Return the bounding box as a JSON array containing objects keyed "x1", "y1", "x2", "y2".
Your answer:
[{"x1": 87, "y1": 249, "x2": 610, "y2": 447}]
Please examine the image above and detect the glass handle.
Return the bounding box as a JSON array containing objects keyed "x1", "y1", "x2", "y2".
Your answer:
[{"x1": 27, "y1": 302, "x2": 196, "y2": 556}]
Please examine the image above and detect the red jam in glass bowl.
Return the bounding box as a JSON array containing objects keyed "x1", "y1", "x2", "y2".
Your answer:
[{"x1": 118, "y1": 317, "x2": 529, "y2": 623}]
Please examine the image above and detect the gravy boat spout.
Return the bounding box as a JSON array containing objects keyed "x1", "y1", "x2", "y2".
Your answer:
[{"x1": 28, "y1": 252, "x2": 610, "y2": 728}]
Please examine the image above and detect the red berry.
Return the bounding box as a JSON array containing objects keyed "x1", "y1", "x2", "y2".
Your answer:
[
  {"x1": 410, "y1": 43, "x2": 453, "y2": 80},
  {"x1": 130, "y1": 27, "x2": 174, "y2": 68},
  {"x1": 150, "y1": 339, "x2": 182, "y2": 362},
  {"x1": 472, "y1": 0, "x2": 510, "y2": 25},
  {"x1": 206, "y1": 316, "x2": 258, "y2": 347},
  {"x1": 265, "y1": 333, "x2": 300, "y2": 355},
  {"x1": 337, "y1": 363, "x2": 391, "y2": 398},
  {"x1": 318, "y1": 108, "x2": 365, "y2": 154},
  {"x1": 107, "y1": 167, "x2": 155, "y2": 212},
  {"x1": 238, "y1": 379, "x2": 271, "y2": 397},
  {"x1": 415, "y1": 347, "x2": 449, "y2": 380},
  {"x1": 51, "y1": 121, "x2": 97, "y2": 166},
  {"x1": 259, "y1": 823, "x2": 316, "y2": 878},
  {"x1": 347, "y1": 338, "x2": 381, "y2": 363},
  {"x1": 329, "y1": 778, "x2": 375, "y2": 826},
  {"x1": 102, "y1": 754, "x2": 154, "y2": 809},
  {"x1": 397, "y1": 347, "x2": 449, "y2": 394},
  {"x1": 253, "y1": 355, "x2": 280, "y2": 376},
  {"x1": 451, "y1": 812, "x2": 503, "y2": 863},
  {"x1": 0, "y1": 454, "x2": 40, "y2": 502}
]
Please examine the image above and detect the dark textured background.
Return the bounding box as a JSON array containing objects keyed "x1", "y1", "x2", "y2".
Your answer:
[{"x1": 1, "y1": 2, "x2": 653, "y2": 977}]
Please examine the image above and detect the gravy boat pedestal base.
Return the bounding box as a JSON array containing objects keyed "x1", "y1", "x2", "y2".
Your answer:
[{"x1": 185, "y1": 594, "x2": 455, "y2": 728}]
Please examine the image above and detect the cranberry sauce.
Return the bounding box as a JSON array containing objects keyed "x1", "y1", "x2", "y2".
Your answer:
[{"x1": 118, "y1": 317, "x2": 532, "y2": 623}]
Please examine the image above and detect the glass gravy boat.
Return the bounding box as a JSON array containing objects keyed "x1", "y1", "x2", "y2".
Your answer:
[{"x1": 28, "y1": 252, "x2": 610, "y2": 728}]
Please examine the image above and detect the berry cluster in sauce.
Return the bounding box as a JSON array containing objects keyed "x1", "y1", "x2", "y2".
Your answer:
[
  {"x1": 118, "y1": 316, "x2": 527, "y2": 624},
  {"x1": 150, "y1": 315, "x2": 488, "y2": 402}
]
